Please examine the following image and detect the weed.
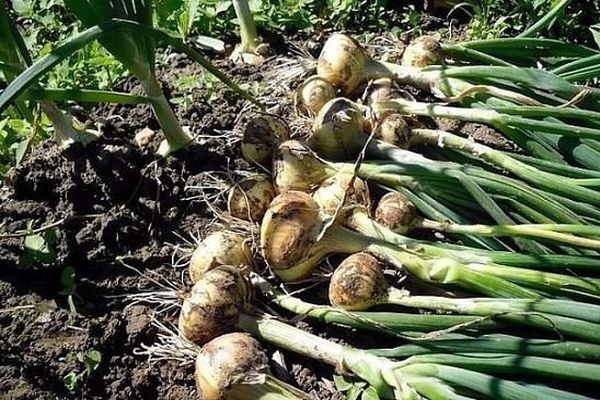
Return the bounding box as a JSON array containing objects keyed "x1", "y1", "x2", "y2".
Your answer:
[{"x1": 63, "y1": 349, "x2": 102, "y2": 392}]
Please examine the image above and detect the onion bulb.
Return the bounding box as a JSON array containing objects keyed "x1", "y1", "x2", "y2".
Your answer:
[
  {"x1": 329, "y1": 252, "x2": 391, "y2": 310},
  {"x1": 241, "y1": 115, "x2": 291, "y2": 167},
  {"x1": 401, "y1": 36, "x2": 442, "y2": 67},
  {"x1": 374, "y1": 114, "x2": 412, "y2": 149},
  {"x1": 311, "y1": 97, "x2": 369, "y2": 160},
  {"x1": 179, "y1": 266, "x2": 252, "y2": 344},
  {"x1": 295, "y1": 75, "x2": 336, "y2": 116},
  {"x1": 189, "y1": 231, "x2": 254, "y2": 283},
  {"x1": 312, "y1": 173, "x2": 371, "y2": 218},
  {"x1": 375, "y1": 192, "x2": 419, "y2": 234},
  {"x1": 228, "y1": 174, "x2": 276, "y2": 222},
  {"x1": 273, "y1": 140, "x2": 336, "y2": 193},
  {"x1": 195, "y1": 332, "x2": 270, "y2": 400}
]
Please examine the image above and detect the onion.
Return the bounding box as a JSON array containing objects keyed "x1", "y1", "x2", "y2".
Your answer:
[
  {"x1": 311, "y1": 97, "x2": 369, "y2": 160},
  {"x1": 401, "y1": 36, "x2": 442, "y2": 67},
  {"x1": 189, "y1": 231, "x2": 253, "y2": 283},
  {"x1": 375, "y1": 192, "x2": 419, "y2": 234},
  {"x1": 374, "y1": 113, "x2": 413, "y2": 148},
  {"x1": 179, "y1": 266, "x2": 252, "y2": 344},
  {"x1": 294, "y1": 75, "x2": 336, "y2": 116},
  {"x1": 316, "y1": 34, "x2": 373, "y2": 95},
  {"x1": 329, "y1": 252, "x2": 390, "y2": 311},
  {"x1": 312, "y1": 173, "x2": 371, "y2": 217},
  {"x1": 273, "y1": 140, "x2": 336, "y2": 193},
  {"x1": 241, "y1": 114, "x2": 291, "y2": 166},
  {"x1": 195, "y1": 332, "x2": 270, "y2": 400},
  {"x1": 228, "y1": 174, "x2": 276, "y2": 222}
]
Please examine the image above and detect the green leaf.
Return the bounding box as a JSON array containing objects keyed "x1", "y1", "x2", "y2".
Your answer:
[
  {"x1": 60, "y1": 266, "x2": 76, "y2": 294},
  {"x1": 215, "y1": 0, "x2": 230, "y2": 14},
  {"x1": 63, "y1": 371, "x2": 78, "y2": 392},
  {"x1": 591, "y1": 26, "x2": 600, "y2": 50},
  {"x1": 334, "y1": 375, "x2": 354, "y2": 392},
  {"x1": 22, "y1": 227, "x2": 59, "y2": 264},
  {"x1": 84, "y1": 350, "x2": 102, "y2": 374},
  {"x1": 14, "y1": 138, "x2": 29, "y2": 166},
  {"x1": 361, "y1": 386, "x2": 380, "y2": 400}
]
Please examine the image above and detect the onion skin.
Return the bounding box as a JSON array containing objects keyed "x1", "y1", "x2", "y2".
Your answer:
[
  {"x1": 312, "y1": 173, "x2": 371, "y2": 219},
  {"x1": 329, "y1": 252, "x2": 389, "y2": 311},
  {"x1": 241, "y1": 115, "x2": 291, "y2": 166},
  {"x1": 273, "y1": 140, "x2": 335, "y2": 193},
  {"x1": 228, "y1": 174, "x2": 276, "y2": 222},
  {"x1": 317, "y1": 34, "x2": 372, "y2": 95},
  {"x1": 295, "y1": 76, "x2": 336, "y2": 116},
  {"x1": 195, "y1": 332, "x2": 269, "y2": 400},
  {"x1": 260, "y1": 191, "x2": 322, "y2": 274},
  {"x1": 375, "y1": 192, "x2": 419, "y2": 234},
  {"x1": 179, "y1": 266, "x2": 252, "y2": 344},
  {"x1": 401, "y1": 36, "x2": 442, "y2": 68},
  {"x1": 189, "y1": 231, "x2": 254, "y2": 283}
]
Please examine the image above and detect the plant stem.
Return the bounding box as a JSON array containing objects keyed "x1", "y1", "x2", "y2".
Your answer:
[{"x1": 232, "y1": 0, "x2": 259, "y2": 50}]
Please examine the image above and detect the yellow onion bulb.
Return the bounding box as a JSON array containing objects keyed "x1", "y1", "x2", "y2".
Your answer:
[
  {"x1": 189, "y1": 231, "x2": 254, "y2": 283},
  {"x1": 241, "y1": 115, "x2": 291, "y2": 167},
  {"x1": 317, "y1": 34, "x2": 372, "y2": 95},
  {"x1": 374, "y1": 114, "x2": 413, "y2": 149},
  {"x1": 273, "y1": 140, "x2": 335, "y2": 193},
  {"x1": 228, "y1": 174, "x2": 276, "y2": 222},
  {"x1": 401, "y1": 36, "x2": 442, "y2": 68},
  {"x1": 195, "y1": 332, "x2": 270, "y2": 400},
  {"x1": 329, "y1": 252, "x2": 389, "y2": 311},
  {"x1": 375, "y1": 192, "x2": 418, "y2": 234},
  {"x1": 312, "y1": 173, "x2": 371, "y2": 218},
  {"x1": 260, "y1": 190, "x2": 328, "y2": 281},
  {"x1": 295, "y1": 75, "x2": 337, "y2": 116},
  {"x1": 311, "y1": 97, "x2": 369, "y2": 160},
  {"x1": 178, "y1": 266, "x2": 252, "y2": 344}
]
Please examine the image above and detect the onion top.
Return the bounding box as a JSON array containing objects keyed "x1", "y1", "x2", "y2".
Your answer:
[
  {"x1": 241, "y1": 114, "x2": 291, "y2": 167},
  {"x1": 401, "y1": 36, "x2": 442, "y2": 68},
  {"x1": 228, "y1": 174, "x2": 276, "y2": 222},
  {"x1": 179, "y1": 266, "x2": 252, "y2": 344},
  {"x1": 329, "y1": 252, "x2": 389, "y2": 311},
  {"x1": 295, "y1": 75, "x2": 337, "y2": 116},
  {"x1": 189, "y1": 230, "x2": 254, "y2": 283},
  {"x1": 375, "y1": 192, "x2": 419, "y2": 234},
  {"x1": 195, "y1": 332, "x2": 269, "y2": 400}
]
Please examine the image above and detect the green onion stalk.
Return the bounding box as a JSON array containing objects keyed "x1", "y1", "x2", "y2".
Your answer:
[
  {"x1": 274, "y1": 140, "x2": 600, "y2": 271},
  {"x1": 230, "y1": 0, "x2": 269, "y2": 65},
  {"x1": 375, "y1": 191, "x2": 600, "y2": 251},
  {"x1": 309, "y1": 174, "x2": 600, "y2": 299},
  {"x1": 314, "y1": 97, "x2": 600, "y2": 213},
  {"x1": 317, "y1": 33, "x2": 600, "y2": 166},
  {"x1": 310, "y1": 99, "x2": 592, "y2": 236},
  {"x1": 179, "y1": 268, "x2": 589, "y2": 400},
  {"x1": 328, "y1": 252, "x2": 600, "y2": 343},
  {"x1": 260, "y1": 189, "x2": 547, "y2": 297}
]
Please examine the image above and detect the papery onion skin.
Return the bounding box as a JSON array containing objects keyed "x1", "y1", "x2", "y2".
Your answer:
[
  {"x1": 317, "y1": 34, "x2": 371, "y2": 95},
  {"x1": 260, "y1": 190, "x2": 322, "y2": 273},
  {"x1": 401, "y1": 36, "x2": 442, "y2": 68},
  {"x1": 228, "y1": 174, "x2": 276, "y2": 222},
  {"x1": 273, "y1": 140, "x2": 335, "y2": 193},
  {"x1": 329, "y1": 252, "x2": 389, "y2": 311},
  {"x1": 195, "y1": 332, "x2": 269, "y2": 400},
  {"x1": 189, "y1": 231, "x2": 254, "y2": 283},
  {"x1": 241, "y1": 115, "x2": 291, "y2": 166},
  {"x1": 375, "y1": 192, "x2": 418, "y2": 234},
  {"x1": 179, "y1": 266, "x2": 252, "y2": 344},
  {"x1": 295, "y1": 75, "x2": 337, "y2": 116}
]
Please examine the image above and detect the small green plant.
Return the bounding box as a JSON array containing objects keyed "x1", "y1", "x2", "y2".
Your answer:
[
  {"x1": 63, "y1": 349, "x2": 102, "y2": 392},
  {"x1": 18, "y1": 224, "x2": 59, "y2": 268},
  {"x1": 59, "y1": 265, "x2": 79, "y2": 314}
]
